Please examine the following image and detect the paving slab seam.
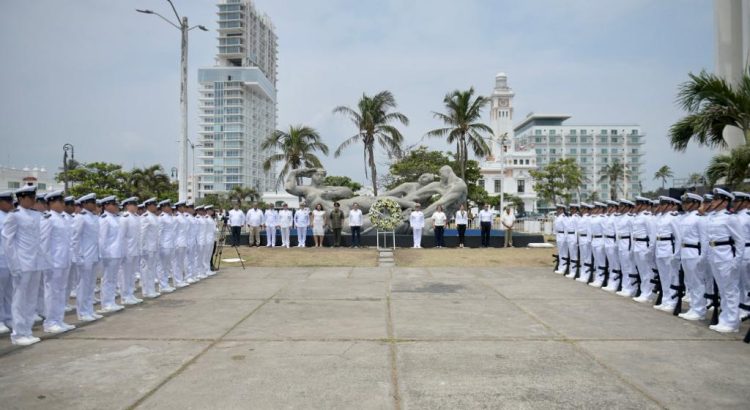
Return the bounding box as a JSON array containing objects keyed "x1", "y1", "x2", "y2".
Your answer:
[
  {"x1": 475, "y1": 277, "x2": 668, "y2": 409},
  {"x1": 385, "y1": 268, "x2": 402, "y2": 410},
  {"x1": 125, "y1": 282, "x2": 291, "y2": 410}
]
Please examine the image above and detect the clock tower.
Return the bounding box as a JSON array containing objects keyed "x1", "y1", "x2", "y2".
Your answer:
[{"x1": 489, "y1": 72, "x2": 515, "y2": 159}]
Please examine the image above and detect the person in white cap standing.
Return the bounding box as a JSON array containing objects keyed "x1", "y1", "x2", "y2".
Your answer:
[
  {"x1": 294, "y1": 203, "x2": 310, "y2": 247},
  {"x1": 98, "y1": 195, "x2": 125, "y2": 313},
  {"x1": 119, "y1": 197, "x2": 142, "y2": 305},
  {"x1": 564, "y1": 204, "x2": 580, "y2": 278},
  {"x1": 630, "y1": 196, "x2": 657, "y2": 303},
  {"x1": 703, "y1": 188, "x2": 745, "y2": 333},
  {"x1": 172, "y1": 201, "x2": 189, "y2": 288},
  {"x1": 278, "y1": 203, "x2": 293, "y2": 248},
  {"x1": 184, "y1": 204, "x2": 200, "y2": 283},
  {"x1": 733, "y1": 192, "x2": 750, "y2": 321},
  {"x1": 553, "y1": 204, "x2": 569, "y2": 275},
  {"x1": 39, "y1": 190, "x2": 76, "y2": 333},
  {"x1": 677, "y1": 192, "x2": 708, "y2": 321},
  {"x1": 601, "y1": 201, "x2": 621, "y2": 291},
  {"x1": 612, "y1": 200, "x2": 636, "y2": 296},
  {"x1": 652, "y1": 196, "x2": 683, "y2": 312},
  {"x1": 1, "y1": 185, "x2": 45, "y2": 345},
  {"x1": 264, "y1": 205, "x2": 278, "y2": 247},
  {"x1": 588, "y1": 202, "x2": 608, "y2": 287},
  {"x1": 71, "y1": 193, "x2": 101, "y2": 322},
  {"x1": 204, "y1": 206, "x2": 218, "y2": 276},
  {"x1": 140, "y1": 198, "x2": 161, "y2": 298},
  {"x1": 157, "y1": 200, "x2": 177, "y2": 293},
  {"x1": 0, "y1": 191, "x2": 14, "y2": 335}
]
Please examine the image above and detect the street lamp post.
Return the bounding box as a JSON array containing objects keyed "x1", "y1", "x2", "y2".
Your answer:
[
  {"x1": 62, "y1": 143, "x2": 74, "y2": 195},
  {"x1": 136, "y1": 1, "x2": 207, "y2": 202},
  {"x1": 170, "y1": 167, "x2": 178, "y2": 180},
  {"x1": 187, "y1": 138, "x2": 203, "y2": 203}
]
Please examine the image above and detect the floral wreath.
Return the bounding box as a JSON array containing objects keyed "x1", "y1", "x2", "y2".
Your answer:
[{"x1": 368, "y1": 198, "x2": 403, "y2": 231}]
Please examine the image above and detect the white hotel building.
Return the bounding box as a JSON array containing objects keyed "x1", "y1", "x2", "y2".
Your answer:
[
  {"x1": 196, "y1": 0, "x2": 277, "y2": 198},
  {"x1": 513, "y1": 114, "x2": 644, "y2": 204}
]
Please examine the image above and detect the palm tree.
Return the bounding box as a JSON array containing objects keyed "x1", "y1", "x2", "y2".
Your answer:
[
  {"x1": 669, "y1": 68, "x2": 750, "y2": 151},
  {"x1": 706, "y1": 146, "x2": 750, "y2": 189},
  {"x1": 426, "y1": 87, "x2": 492, "y2": 182},
  {"x1": 228, "y1": 186, "x2": 259, "y2": 204},
  {"x1": 333, "y1": 90, "x2": 409, "y2": 196},
  {"x1": 127, "y1": 165, "x2": 174, "y2": 200},
  {"x1": 598, "y1": 160, "x2": 630, "y2": 200},
  {"x1": 686, "y1": 172, "x2": 705, "y2": 187},
  {"x1": 653, "y1": 165, "x2": 674, "y2": 189},
  {"x1": 261, "y1": 125, "x2": 329, "y2": 188}
]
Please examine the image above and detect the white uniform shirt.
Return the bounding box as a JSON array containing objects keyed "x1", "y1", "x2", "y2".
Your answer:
[
  {"x1": 590, "y1": 214, "x2": 606, "y2": 245},
  {"x1": 158, "y1": 213, "x2": 176, "y2": 249},
  {"x1": 1, "y1": 207, "x2": 45, "y2": 273},
  {"x1": 41, "y1": 210, "x2": 71, "y2": 270},
  {"x1": 478, "y1": 209, "x2": 493, "y2": 223},
  {"x1": 455, "y1": 210, "x2": 469, "y2": 225},
  {"x1": 654, "y1": 212, "x2": 682, "y2": 258},
  {"x1": 410, "y1": 211, "x2": 425, "y2": 229},
  {"x1": 193, "y1": 215, "x2": 205, "y2": 247},
  {"x1": 631, "y1": 211, "x2": 656, "y2": 253},
  {"x1": 348, "y1": 209, "x2": 363, "y2": 227},
  {"x1": 432, "y1": 211, "x2": 447, "y2": 226},
  {"x1": 264, "y1": 209, "x2": 278, "y2": 227},
  {"x1": 294, "y1": 209, "x2": 310, "y2": 228},
  {"x1": 120, "y1": 211, "x2": 142, "y2": 258},
  {"x1": 703, "y1": 210, "x2": 745, "y2": 262},
  {"x1": 246, "y1": 209, "x2": 264, "y2": 227},
  {"x1": 0, "y1": 210, "x2": 8, "y2": 270},
  {"x1": 603, "y1": 213, "x2": 618, "y2": 249},
  {"x1": 678, "y1": 210, "x2": 703, "y2": 261},
  {"x1": 228, "y1": 209, "x2": 245, "y2": 227},
  {"x1": 173, "y1": 212, "x2": 188, "y2": 248},
  {"x1": 554, "y1": 214, "x2": 567, "y2": 245},
  {"x1": 614, "y1": 214, "x2": 633, "y2": 251},
  {"x1": 99, "y1": 211, "x2": 123, "y2": 259},
  {"x1": 204, "y1": 216, "x2": 216, "y2": 244},
  {"x1": 737, "y1": 209, "x2": 750, "y2": 261},
  {"x1": 278, "y1": 209, "x2": 293, "y2": 228},
  {"x1": 577, "y1": 214, "x2": 592, "y2": 244},
  {"x1": 140, "y1": 211, "x2": 160, "y2": 253},
  {"x1": 71, "y1": 209, "x2": 100, "y2": 266}
]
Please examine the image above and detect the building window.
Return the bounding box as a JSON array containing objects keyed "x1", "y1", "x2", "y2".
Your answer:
[
  {"x1": 581, "y1": 130, "x2": 587, "y2": 135},
  {"x1": 535, "y1": 137, "x2": 542, "y2": 143},
  {"x1": 525, "y1": 159, "x2": 529, "y2": 165},
  {"x1": 601, "y1": 148, "x2": 608, "y2": 154},
  {"x1": 550, "y1": 148, "x2": 556, "y2": 154},
  {"x1": 549, "y1": 129, "x2": 556, "y2": 135},
  {"x1": 517, "y1": 180, "x2": 525, "y2": 193},
  {"x1": 477, "y1": 179, "x2": 485, "y2": 188},
  {"x1": 569, "y1": 148, "x2": 577, "y2": 154},
  {"x1": 611, "y1": 130, "x2": 618, "y2": 135},
  {"x1": 7, "y1": 181, "x2": 20, "y2": 189},
  {"x1": 631, "y1": 129, "x2": 638, "y2": 135},
  {"x1": 569, "y1": 130, "x2": 576, "y2": 135},
  {"x1": 580, "y1": 148, "x2": 587, "y2": 154},
  {"x1": 203, "y1": 184, "x2": 213, "y2": 191},
  {"x1": 612, "y1": 138, "x2": 618, "y2": 143},
  {"x1": 494, "y1": 179, "x2": 502, "y2": 193},
  {"x1": 600, "y1": 129, "x2": 607, "y2": 135},
  {"x1": 513, "y1": 159, "x2": 518, "y2": 165},
  {"x1": 535, "y1": 130, "x2": 542, "y2": 135},
  {"x1": 569, "y1": 136, "x2": 576, "y2": 143}
]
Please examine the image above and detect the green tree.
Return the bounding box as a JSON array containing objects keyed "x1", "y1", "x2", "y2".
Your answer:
[
  {"x1": 323, "y1": 176, "x2": 363, "y2": 192},
  {"x1": 686, "y1": 172, "x2": 706, "y2": 186},
  {"x1": 57, "y1": 162, "x2": 177, "y2": 201},
  {"x1": 653, "y1": 165, "x2": 674, "y2": 189},
  {"x1": 529, "y1": 159, "x2": 584, "y2": 205},
  {"x1": 333, "y1": 90, "x2": 409, "y2": 196},
  {"x1": 706, "y1": 146, "x2": 750, "y2": 189},
  {"x1": 125, "y1": 165, "x2": 176, "y2": 201},
  {"x1": 598, "y1": 160, "x2": 631, "y2": 200},
  {"x1": 669, "y1": 68, "x2": 750, "y2": 151},
  {"x1": 426, "y1": 87, "x2": 492, "y2": 182},
  {"x1": 261, "y1": 125, "x2": 329, "y2": 188},
  {"x1": 228, "y1": 186, "x2": 259, "y2": 205}
]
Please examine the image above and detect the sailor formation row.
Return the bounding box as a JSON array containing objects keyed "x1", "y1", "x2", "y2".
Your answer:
[
  {"x1": 0, "y1": 185, "x2": 220, "y2": 346},
  {"x1": 552, "y1": 187, "x2": 749, "y2": 335}
]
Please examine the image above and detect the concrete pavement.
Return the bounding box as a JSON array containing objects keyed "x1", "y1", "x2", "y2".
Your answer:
[{"x1": 0, "y1": 265, "x2": 748, "y2": 409}]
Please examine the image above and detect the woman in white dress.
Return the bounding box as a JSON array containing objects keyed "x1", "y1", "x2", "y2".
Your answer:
[{"x1": 311, "y1": 203, "x2": 328, "y2": 247}]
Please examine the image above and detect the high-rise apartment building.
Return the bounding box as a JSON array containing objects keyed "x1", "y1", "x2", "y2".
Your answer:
[
  {"x1": 514, "y1": 114, "x2": 644, "y2": 203},
  {"x1": 196, "y1": 0, "x2": 277, "y2": 198}
]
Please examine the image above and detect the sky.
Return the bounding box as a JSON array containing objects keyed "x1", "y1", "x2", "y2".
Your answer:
[{"x1": 0, "y1": 0, "x2": 716, "y2": 191}]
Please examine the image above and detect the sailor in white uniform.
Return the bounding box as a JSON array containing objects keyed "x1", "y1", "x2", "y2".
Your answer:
[
  {"x1": 0, "y1": 191, "x2": 14, "y2": 335},
  {"x1": 553, "y1": 204, "x2": 569, "y2": 275},
  {"x1": 410, "y1": 204, "x2": 425, "y2": 248},
  {"x1": 677, "y1": 193, "x2": 708, "y2": 321},
  {"x1": 71, "y1": 193, "x2": 101, "y2": 322},
  {"x1": 1, "y1": 186, "x2": 45, "y2": 345},
  {"x1": 119, "y1": 197, "x2": 143, "y2": 305},
  {"x1": 278, "y1": 204, "x2": 293, "y2": 248},
  {"x1": 294, "y1": 204, "x2": 310, "y2": 247},
  {"x1": 39, "y1": 190, "x2": 75, "y2": 333},
  {"x1": 264, "y1": 206, "x2": 278, "y2": 247}
]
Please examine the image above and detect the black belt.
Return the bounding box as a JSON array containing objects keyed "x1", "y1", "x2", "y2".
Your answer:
[
  {"x1": 745, "y1": 243, "x2": 750, "y2": 247},
  {"x1": 710, "y1": 240, "x2": 732, "y2": 247},
  {"x1": 557, "y1": 231, "x2": 564, "y2": 234},
  {"x1": 634, "y1": 237, "x2": 649, "y2": 242},
  {"x1": 683, "y1": 243, "x2": 700, "y2": 249},
  {"x1": 606, "y1": 235, "x2": 616, "y2": 239},
  {"x1": 592, "y1": 235, "x2": 603, "y2": 238},
  {"x1": 567, "y1": 231, "x2": 575, "y2": 234},
  {"x1": 657, "y1": 236, "x2": 674, "y2": 241},
  {"x1": 578, "y1": 234, "x2": 587, "y2": 237}
]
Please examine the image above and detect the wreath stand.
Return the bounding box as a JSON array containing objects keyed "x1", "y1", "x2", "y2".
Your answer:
[{"x1": 376, "y1": 230, "x2": 396, "y2": 250}]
